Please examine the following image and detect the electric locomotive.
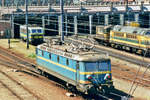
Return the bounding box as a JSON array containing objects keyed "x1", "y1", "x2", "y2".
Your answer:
[
  {"x1": 20, "y1": 25, "x2": 44, "y2": 44},
  {"x1": 36, "y1": 38, "x2": 114, "y2": 94},
  {"x1": 95, "y1": 25, "x2": 150, "y2": 54}
]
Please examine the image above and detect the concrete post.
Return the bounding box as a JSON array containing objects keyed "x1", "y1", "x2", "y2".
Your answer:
[
  {"x1": 58, "y1": 16, "x2": 62, "y2": 36},
  {"x1": 48, "y1": 14, "x2": 50, "y2": 25},
  {"x1": 104, "y1": 14, "x2": 109, "y2": 26},
  {"x1": 134, "y1": 13, "x2": 139, "y2": 23},
  {"x1": 89, "y1": 15, "x2": 93, "y2": 35},
  {"x1": 38, "y1": 0, "x2": 41, "y2": 6},
  {"x1": 11, "y1": 14, "x2": 14, "y2": 38},
  {"x1": 42, "y1": 16, "x2": 45, "y2": 35},
  {"x1": 48, "y1": 4, "x2": 50, "y2": 25},
  {"x1": 74, "y1": 16, "x2": 77, "y2": 35},
  {"x1": 65, "y1": 15, "x2": 68, "y2": 35},
  {"x1": 2, "y1": 0, "x2": 5, "y2": 7},
  {"x1": 98, "y1": 15, "x2": 100, "y2": 25},
  {"x1": 60, "y1": 0, "x2": 64, "y2": 41},
  {"x1": 120, "y1": 14, "x2": 124, "y2": 25},
  {"x1": 149, "y1": 14, "x2": 150, "y2": 28}
]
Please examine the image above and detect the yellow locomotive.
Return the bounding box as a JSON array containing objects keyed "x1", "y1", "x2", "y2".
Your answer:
[{"x1": 95, "y1": 25, "x2": 150, "y2": 55}]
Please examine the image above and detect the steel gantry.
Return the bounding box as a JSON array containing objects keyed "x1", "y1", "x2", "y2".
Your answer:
[{"x1": 0, "y1": 0, "x2": 76, "y2": 6}]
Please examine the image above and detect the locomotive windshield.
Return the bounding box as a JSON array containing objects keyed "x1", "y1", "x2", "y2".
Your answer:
[
  {"x1": 85, "y1": 60, "x2": 110, "y2": 72},
  {"x1": 98, "y1": 60, "x2": 110, "y2": 71},
  {"x1": 85, "y1": 62, "x2": 98, "y2": 72},
  {"x1": 37, "y1": 29, "x2": 42, "y2": 33},
  {"x1": 32, "y1": 29, "x2": 42, "y2": 33},
  {"x1": 32, "y1": 29, "x2": 36, "y2": 33}
]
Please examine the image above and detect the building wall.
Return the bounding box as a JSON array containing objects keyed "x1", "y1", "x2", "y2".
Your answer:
[{"x1": 0, "y1": 22, "x2": 11, "y2": 38}]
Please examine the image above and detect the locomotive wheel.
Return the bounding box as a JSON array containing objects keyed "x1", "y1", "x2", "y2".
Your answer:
[
  {"x1": 66, "y1": 83, "x2": 77, "y2": 93},
  {"x1": 117, "y1": 45, "x2": 122, "y2": 50},
  {"x1": 141, "y1": 50, "x2": 146, "y2": 56},
  {"x1": 129, "y1": 47, "x2": 133, "y2": 53},
  {"x1": 38, "y1": 69, "x2": 45, "y2": 76},
  {"x1": 111, "y1": 44, "x2": 115, "y2": 48}
]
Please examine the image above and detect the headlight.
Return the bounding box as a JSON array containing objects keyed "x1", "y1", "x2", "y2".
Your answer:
[{"x1": 86, "y1": 75, "x2": 93, "y2": 80}]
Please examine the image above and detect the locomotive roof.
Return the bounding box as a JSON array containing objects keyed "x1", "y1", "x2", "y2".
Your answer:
[
  {"x1": 37, "y1": 43, "x2": 109, "y2": 62},
  {"x1": 113, "y1": 25, "x2": 150, "y2": 35},
  {"x1": 96, "y1": 25, "x2": 113, "y2": 29},
  {"x1": 20, "y1": 25, "x2": 43, "y2": 29}
]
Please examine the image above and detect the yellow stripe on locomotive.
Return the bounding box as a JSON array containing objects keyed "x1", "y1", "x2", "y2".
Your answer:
[
  {"x1": 20, "y1": 25, "x2": 44, "y2": 43},
  {"x1": 110, "y1": 25, "x2": 150, "y2": 50},
  {"x1": 95, "y1": 25, "x2": 150, "y2": 52}
]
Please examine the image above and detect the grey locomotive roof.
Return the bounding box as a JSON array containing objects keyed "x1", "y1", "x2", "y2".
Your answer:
[
  {"x1": 37, "y1": 43, "x2": 109, "y2": 62},
  {"x1": 20, "y1": 25, "x2": 43, "y2": 29},
  {"x1": 97, "y1": 25, "x2": 112, "y2": 29},
  {"x1": 113, "y1": 25, "x2": 150, "y2": 35}
]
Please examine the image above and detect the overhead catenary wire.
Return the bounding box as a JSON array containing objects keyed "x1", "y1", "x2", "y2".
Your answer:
[
  {"x1": 127, "y1": 45, "x2": 149, "y2": 98},
  {"x1": 130, "y1": 64, "x2": 150, "y2": 96},
  {"x1": 3, "y1": 13, "x2": 150, "y2": 34},
  {"x1": 10, "y1": 12, "x2": 149, "y2": 25},
  {"x1": 13, "y1": 22, "x2": 89, "y2": 35},
  {"x1": 2, "y1": 10, "x2": 150, "y2": 99}
]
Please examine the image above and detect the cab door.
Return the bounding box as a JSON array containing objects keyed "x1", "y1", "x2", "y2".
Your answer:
[{"x1": 76, "y1": 61, "x2": 80, "y2": 85}]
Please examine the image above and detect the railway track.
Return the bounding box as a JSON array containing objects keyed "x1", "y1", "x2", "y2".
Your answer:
[
  {"x1": 112, "y1": 65, "x2": 150, "y2": 88},
  {"x1": 0, "y1": 68, "x2": 42, "y2": 100},
  {"x1": 0, "y1": 45, "x2": 127, "y2": 99}
]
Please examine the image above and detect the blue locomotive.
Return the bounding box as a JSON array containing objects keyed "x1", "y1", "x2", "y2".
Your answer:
[{"x1": 36, "y1": 38, "x2": 114, "y2": 94}]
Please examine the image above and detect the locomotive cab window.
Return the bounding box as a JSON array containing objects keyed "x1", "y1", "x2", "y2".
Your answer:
[
  {"x1": 105, "y1": 28, "x2": 111, "y2": 33},
  {"x1": 37, "y1": 29, "x2": 42, "y2": 33},
  {"x1": 32, "y1": 29, "x2": 36, "y2": 33},
  {"x1": 38, "y1": 49, "x2": 42, "y2": 56},
  {"x1": 98, "y1": 28, "x2": 104, "y2": 33},
  {"x1": 85, "y1": 60, "x2": 110, "y2": 72},
  {"x1": 98, "y1": 60, "x2": 110, "y2": 71},
  {"x1": 85, "y1": 62, "x2": 97, "y2": 72}
]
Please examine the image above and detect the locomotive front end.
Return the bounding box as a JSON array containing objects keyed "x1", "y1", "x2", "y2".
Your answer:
[{"x1": 82, "y1": 59, "x2": 114, "y2": 94}]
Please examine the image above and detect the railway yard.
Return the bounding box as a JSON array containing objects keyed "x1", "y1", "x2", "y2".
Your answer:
[
  {"x1": 0, "y1": 38, "x2": 149, "y2": 100},
  {"x1": 1, "y1": 1, "x2": 150, "y2": 100}
]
